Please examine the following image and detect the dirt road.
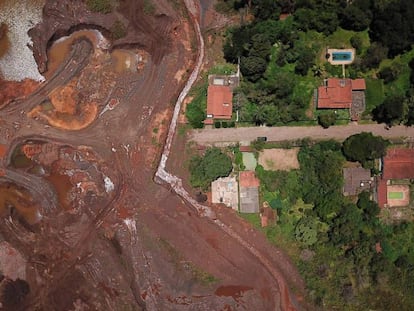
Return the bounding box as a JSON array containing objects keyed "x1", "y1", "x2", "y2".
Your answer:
[{"x1": 190, "y1": 123, "x2": 414, "y2": 145}]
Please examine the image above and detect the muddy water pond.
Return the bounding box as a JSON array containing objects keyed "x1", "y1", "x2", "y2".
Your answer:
[
  {"x1": 44, "y1": 173, "x2": 72, "y2": 210},
  {"x1": 0, "y1": 0, "x2": 45, "y2": 81},
  {"x1": 45, "y1": 29, "x2": 107, "y2": 78},
  {"x1": 0, "y1": 183, "x2": 42, "y2": 224},
  {"x1": 214, "y1": 285, "x2": 253, "y2": 298},
  {"x1": 111, "y1": 49, "x2": 139, "y2": 73}
]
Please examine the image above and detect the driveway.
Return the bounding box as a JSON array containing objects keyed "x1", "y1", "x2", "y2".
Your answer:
[{"x1": 190, "y1": 124, "x2": 414, "y2": 145}]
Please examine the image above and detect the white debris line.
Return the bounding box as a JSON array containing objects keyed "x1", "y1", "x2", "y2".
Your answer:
[
  {"x1": 124, "y1": 218, "x2": 137, "y2": 243},
  {"x1": 155, "y1": 1, "x2": 214, "y2": 218},
  {"x1": 154, "y1": 3, "x2": 297, "y2": 309},
  {"x1": 103, "y1": 176, "x2": 114, "y2": 193}
]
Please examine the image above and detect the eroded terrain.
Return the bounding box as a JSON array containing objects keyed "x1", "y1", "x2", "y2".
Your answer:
[{"x1": 0, "y1": 1, "x2": 310, "y2": 310}]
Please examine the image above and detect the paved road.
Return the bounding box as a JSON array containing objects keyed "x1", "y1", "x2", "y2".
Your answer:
[{"x1": 190, "y1": 124, "x2": 414, "y2": 145}]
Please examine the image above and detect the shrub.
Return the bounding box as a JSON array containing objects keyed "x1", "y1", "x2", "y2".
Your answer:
[
  {"x1": 189, "y1": 148, "x2": 233, "y2": 190},
  {"x1": 86, "y1": 0, "x2": 112, "y2": 14},
  {"x1": 111, "y1": 20, "x2": 127, "y2": 40},
  {"x1": 318, "y1": 111, "x2": 336, "y2": 128}
]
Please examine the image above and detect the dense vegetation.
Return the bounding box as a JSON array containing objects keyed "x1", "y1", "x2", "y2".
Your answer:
[
  {"x1": 342, "y1": 132, "x2": 388, "y2": 169},
  {"x1": 216, "y1": 0, "x2": 414, "y2": 126},
  {"x1": 188, "y1": 147, "x2": 232, "y2": 190},
  {"x1": 248, "y1": 137, "x2": 414, "y2": 309}
]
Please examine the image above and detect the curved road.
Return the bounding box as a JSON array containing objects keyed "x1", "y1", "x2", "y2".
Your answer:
[{"x1": 190, "y1": 123, "x2": 414, "y2": 145}]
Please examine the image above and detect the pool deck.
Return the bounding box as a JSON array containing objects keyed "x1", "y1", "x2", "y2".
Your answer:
[{"x1": 327, "y1": 48, "x2": 355, "y2": 65}]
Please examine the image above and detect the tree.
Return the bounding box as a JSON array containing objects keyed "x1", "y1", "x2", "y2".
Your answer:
[
  {"x1": 372, "y1": 95, "x2": 407, "y2": 126},
  {"x1": 357, "y1": 191, "x2": 380, "y2": 221},
  {"x1": 342, "y1": 132, "x2": 388, "y2": 168},
  {"x1": 295, "y1": 216, "x2": 319, "y2": 246},
  {"x1": 329, "y1": 203, "x2": 363, "y2": 246},
  {"x1": 189, "y1": 148, "x2": 233, "y2": 190},
  {"x1": 251, "y1": 0, "x2": 281, "y2": 20},
  {"x1": 295, "y1": 48, "x2": 316, "y2": 76},
  {"x1": 186, "y1": 100, "x2": 205, "y2": 128},
  {"x1": 240, "y1": 56, "x2": 267, "y2": 82},
  {"x1": 340, "y1": 4, "x2": 372, "y2": 31},
  {"x1": 361, "y1": 42, "x2": 388, "y2": 70},
  {"x1": 318, "y1": 111, "x2": 336, "y2": 128},
  {"x1": 369, "y1": 0, "x2": 414, "y2": 57},
  {"x1": 378, "y1": 63, "x2": 402, "y2": 84},
  {"x1": 350, "y1": 34, "x2": 364, "y2": 54},
  {"x1": 1, "y1": 278, "x2": 30, "y2": 308}
]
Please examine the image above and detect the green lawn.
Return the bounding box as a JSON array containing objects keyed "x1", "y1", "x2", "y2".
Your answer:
[
  {"x1": 364, "y1": 78, "x2": 385, "y2": 115},
  {"x1": 388, "y1": 191, "x2": 404, "y2": 199}
]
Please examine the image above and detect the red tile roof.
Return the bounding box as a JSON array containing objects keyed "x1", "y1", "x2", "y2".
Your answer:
[
  {"x1": 317, "y1": 78, "x2": 366, "y2": 109},
  {"x1": 239, "y1": 171, "x2": 260, "y2": 188},
  {"x1": 206, "y1": 85, "x2": 233, "y2": 119},
  {"x1": 239, "y1": 146, "x2": 252, "y2": 152},
  {"x1": 351, "y1": 79, "x2": 366, "y2": 90},
  {"x1": 382, "y1": 148, "x2": 414, "y2": 180},
  {"x1": 378, "y1": 148, "x2": 414, "y2": 207}
]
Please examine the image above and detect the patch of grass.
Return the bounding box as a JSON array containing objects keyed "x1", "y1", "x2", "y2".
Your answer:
[
  {"x1": 86, "y1": 0, "x2": 113, "y2": 13},
  {"x1": 325, "y1": 27, "x2": 357, "y2": 49},
  {"x1": 152, "y1": 127, "x2": 159, "y2": 134},
  {"x1": 238, "y1": 213, "x2": 261, "y2": 228},
  {"x1": 188, "y1": 264, "x2": 220, "y2": 285},
  {"x1": 177, "y1": 124, "x2": 190, "y2": 137},
  {"x1": 208, "y1": 63, "x2": 237, "y2": 75},
  {"x1": 364, "y1": 78, "x2": 385, "y2": 114},
  {"x1": 382, "y1": 49, "x2": 414, "y2": 97},
  {"x1": 214, "y1": 0, "x2": 238, "y2": 14},
  {"x1": 111, "y1": 20, "x2": 126, "y2": 40},
  {"x1": 158, "y1": 238, "x2": 219, "y2": 286},
  {"x1": 143, "y1": 0, "x2": 155, "y2": 15}
]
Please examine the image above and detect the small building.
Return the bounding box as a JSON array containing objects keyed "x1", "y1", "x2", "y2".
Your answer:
[
  {"x1": 204, "y1": 74, "x2": 239, "y2": 125},
  {"x1": 204, "y1": 85, "x2": 233, "y2": 125},
  {"x1": 239, "y1": 171, "x2": 260, "y2": 213},
  {"x1": 316, "y1": 78, "x2": 366, "y2": 121},
  {"x1": 377, "y1": 148, "x2": 414, "y2": 208},
  {"x1": 260, "y1": 203, "x2": 276, "y2": 227},
  {"x1": 343, "y1": 167, "x2": 372, "y2": 196},
  {"x1": 239, "y1": 145, "x2": 252, "y2": 153},
  {"x1": 211, "y1": 176, "x2": 239, "y2": 210}
]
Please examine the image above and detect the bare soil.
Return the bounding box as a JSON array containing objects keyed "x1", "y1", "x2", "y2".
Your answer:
[
  {"x1": 0, "y1": 1, "x2": 311, "y2": 310},
  {"x1": 259, "y1": 148, "x2": 300, "y2": 171}
]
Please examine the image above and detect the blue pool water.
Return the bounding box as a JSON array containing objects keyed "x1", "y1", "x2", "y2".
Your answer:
[{"x1": 332, "y1": 52, "x2": 352, "y2": 61}]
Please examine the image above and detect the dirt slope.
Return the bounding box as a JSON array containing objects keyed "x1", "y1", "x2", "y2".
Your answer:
[{"x1": 0, "y1": 0, "x2": 312, "y2": 310}]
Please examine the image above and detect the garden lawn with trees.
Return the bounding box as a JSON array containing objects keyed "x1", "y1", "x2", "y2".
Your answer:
[
  {"x1": 243, "y1": 135, "x2": 414, "y2": 309},
  {"x1": 198, "y1": 0, "x2": 414, "y2": 128}
]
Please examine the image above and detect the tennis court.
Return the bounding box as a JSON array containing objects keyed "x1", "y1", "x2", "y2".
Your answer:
[
  {"x1": 387, "y1": 184, "x2": 410, "y2": 207},
  {"x1": 388, "y1": 192, "x2": 404, "y2": 200}
]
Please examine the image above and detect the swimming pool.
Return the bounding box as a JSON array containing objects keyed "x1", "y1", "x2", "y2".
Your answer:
[{"x1": 332, "y1": 51, "x2": 352, "y2": 61}]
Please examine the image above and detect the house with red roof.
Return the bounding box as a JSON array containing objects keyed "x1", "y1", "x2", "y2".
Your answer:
[
  {"x1": 317, "y1": 78, "x2": 366, "y2": 120},
  {"x1": 377, "y1": 148, "x2": 414, "y2": 208},
  {"x1": 204, "y1": 74, "x2": 239, "y2": 125},
  {"x1": 204, "y1": 85, "x2": 233, "y2": 125}
]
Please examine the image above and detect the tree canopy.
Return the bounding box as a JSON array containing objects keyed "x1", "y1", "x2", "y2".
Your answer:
[
  {"x1": 342, "y1": 132, "x2": 388, "y2": 168},
  {"x1": 189, "y1": 148, "x2": 233, "y2": 190},
  {"x1": 372, "y1": 95, "x2": 407, "y2": 126}
]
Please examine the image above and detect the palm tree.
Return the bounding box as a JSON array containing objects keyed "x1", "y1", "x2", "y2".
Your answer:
[{"x1": 253, "y1": 105, "x2": 266, "y2": 125}]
